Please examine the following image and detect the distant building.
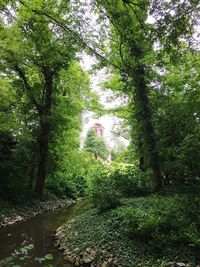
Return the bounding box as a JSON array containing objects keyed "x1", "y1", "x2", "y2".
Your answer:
[{"x1": 91, "y1": 123, "x2": 105, "y2": 137}]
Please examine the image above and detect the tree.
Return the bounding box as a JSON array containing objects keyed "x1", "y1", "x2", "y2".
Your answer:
[
  {"x1": 0, "y1": 0, "x2": 198, "y2": 198},
  {"x1": 93, "y1": 0, "x2": 198, "y2": 191},
  {"x1": 0, "y1": 74, "x2": 39, "y2": 197},
  {"x1": 0, "y1": 0, "x2": 78, "y2": 197},
  {"x1": 84, "y1": 129, "x2": 109, "y2": 160},
  {"x1": 92, "y1": 0, "x2": 162, "y2": 190},
  {"x1": 151, "y1": 51, "x2": 200, "y2": 184},
  {"x1": 47, "y1": 62, "x2": 97, "y2": 196}
]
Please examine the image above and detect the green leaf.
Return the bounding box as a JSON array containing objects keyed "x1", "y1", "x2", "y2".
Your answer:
[{"x1": 45, "y1": 254, "x2": 53, "y2": 260}]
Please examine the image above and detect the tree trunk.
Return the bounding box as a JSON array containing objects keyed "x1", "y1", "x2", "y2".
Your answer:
[
  {"x1": 134, "y1": 65, "x2": 162, "y2": 192},
  {"x1": 35, "y1": 121, "x2": 49, "y2": 197},
  {"x1": 35, "y1": 69, "x2": 53, "y2": 198},
  {"x1": 28, "y1": 165, "x2": 36, "y2": 190},
  {"x1": 139, "y1": 156, "x2": 145, "y2": 172}
]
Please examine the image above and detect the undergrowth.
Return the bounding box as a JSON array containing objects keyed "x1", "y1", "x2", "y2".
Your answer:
[{"x1": 58, "y1": 195, "x2": 200, "y2": 267}]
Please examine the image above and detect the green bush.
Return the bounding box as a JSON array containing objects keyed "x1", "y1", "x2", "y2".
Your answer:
[
  {"x1": 70, "y1": 174, "x2": 87, "y2": 197},
  {"x1": 88, "y1": 165, "x2": 154, "y2": 212},
  {"x1": 116, "y1": 196, "x2": 200, "y2": 254},
  {"x1": 88, "y1": 167, "x2": 121, "y2": 212},
  {"x1": 110, "y1": 165, "x2": 154, "y2": 196},
  {"x1": 46, "y1": 172, "x2": 87, "y2": 198}
]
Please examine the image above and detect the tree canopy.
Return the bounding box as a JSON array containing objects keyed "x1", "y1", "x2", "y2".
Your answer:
[
  {"x1": 0, "y1": 0, "x2": 199, "y2": 196},
  {"x1": 84, "y1": 128, "x2": 109, "y2": 160}
]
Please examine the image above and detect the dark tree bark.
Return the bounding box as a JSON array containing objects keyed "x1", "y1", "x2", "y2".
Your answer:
[
  {"x1": 35, "y1": 69, "x2": 53, "y2": 198},
  {"x1": 134, "y1": 65, "x2": 162, "y2": 192},
  {"x1": 35, "y1": 121, "x2": 49, "y2": 197},
  {"x1": 28, "y1": 165, "x2": 36, "y2": 190},
  {"x1": 139, "y1": 156, "x2": 145, "y2": 172}
]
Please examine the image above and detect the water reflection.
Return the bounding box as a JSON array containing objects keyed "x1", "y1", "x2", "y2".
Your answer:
[{"x1": 0, "y1": 200, "x2": 90, "y2": 267}]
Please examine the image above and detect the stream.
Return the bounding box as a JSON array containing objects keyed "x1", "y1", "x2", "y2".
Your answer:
[{"x1": 0, "y1": 200, "x2": 89, "y2": 267}]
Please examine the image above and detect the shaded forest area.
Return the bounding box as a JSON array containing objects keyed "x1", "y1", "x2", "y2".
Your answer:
[{"x1": 0, "y1": 0, "x2": 200, "y2": 266}]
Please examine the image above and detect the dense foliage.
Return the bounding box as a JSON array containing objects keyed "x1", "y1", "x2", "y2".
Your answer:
[
  {"x1": 0, "y1": 0, "x2": 98, "y2": 199},
  {"x1": 0, "y1": 0, "x2": 199, "y2": 266},
  {"x1": 0, "y1": 0, "x2": 199, "y2": 197},
  {"x1": 84, "y1": 128, "x2": 109, "y2": 160},
  {"x1": 94, "y1": 0, "x2": 199, "y2": 190},
  {"x1": 88, "y1": 164, "x2": 154, "y2": 211}
]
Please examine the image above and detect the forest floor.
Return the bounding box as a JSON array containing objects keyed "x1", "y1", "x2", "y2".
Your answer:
[
  {"x1": 55, "y1": 193, "x2": 200, "y2": 267},
  {"x1": 0, "y1": 192, "x2": 75, "y2": 228}
]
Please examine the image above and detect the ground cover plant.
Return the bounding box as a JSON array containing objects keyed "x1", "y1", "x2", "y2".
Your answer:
[{"x1": 56, "y1": 194, "x2": 200, "y2": 267}]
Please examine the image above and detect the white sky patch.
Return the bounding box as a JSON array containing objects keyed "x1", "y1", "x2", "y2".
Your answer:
[
  {"x1": 79, "y1": 52, "x2": 96, "y2": 70},
  {"x1": 80, "y1": 54, "x2": 130, "y2": 148},
  {"x1": 146, "y1": 15, "x2": 156, "y2": 24}
]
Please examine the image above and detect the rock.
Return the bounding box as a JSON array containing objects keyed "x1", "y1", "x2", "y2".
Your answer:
[
  {"x1": 75, "y1": 256, "x2": 81, "y2": 266},
  {"x1": 90, "y1": 249, "x2": 97, "y2": 258},
  {"x1": 102, "y1": 261, "x2": 109, "y2": 267},
  {"x1": 86, "y1": 247, "x2": 91, "y2": 253},
  {"x1": 66, "y1": 256, "x2": 76, "y2": 264},
  {"x1": 76, "y1": 256, "x2": 80, "y2": 262},
  {"x1": 64, "y1": 250, "x2": 71, "y2": 256},
  {"x1": 83, "y1": 257, "x2": 93, "y2": 264},
  {"x1": 176, "y1": 263, "x2": 187, "y2": 267},
  {"x1": 107, "y1": 257, "x2": 113, "y2": 264}
]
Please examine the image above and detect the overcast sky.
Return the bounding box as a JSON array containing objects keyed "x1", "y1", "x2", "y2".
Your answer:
[{"x1": 80, "y1": 54, "x2": 129, "y2": 148}]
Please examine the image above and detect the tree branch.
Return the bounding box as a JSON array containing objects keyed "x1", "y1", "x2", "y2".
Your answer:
[
  {"x1": 13, "y1": 0, "x2": 125, "y2": 73},
  {"x1": 14, "y1": 64, "x2": 41, "y2": 113},
  {"x1": 122, "y1": 0, "x2": 145, "y2": 9}
]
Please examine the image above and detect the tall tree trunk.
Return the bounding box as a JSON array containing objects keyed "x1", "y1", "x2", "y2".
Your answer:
[
  {"x1": 35, "y1": 121, "x2": 50, "y2": 197},
  {"x1": 134, "y1": 65, "x2": 162, "y2": 191},
  {"x1": 28, "y1": 165, "x2": 36, "y2": 190},
  {"x1": 139, "y1": 156, "x2": 145, "y2": 172},
  {"x1": 35, "y1": 69, "x2": 53, "y2": 198}
]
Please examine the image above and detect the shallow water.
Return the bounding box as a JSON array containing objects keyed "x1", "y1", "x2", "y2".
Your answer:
[{"x1": 0, "y1": 200, "x2": 89, "y2": 267}]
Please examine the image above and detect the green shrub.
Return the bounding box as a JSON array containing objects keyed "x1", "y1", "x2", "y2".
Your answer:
[
  {"x1": 88, "y1": 165, "x2": 154, "y2": 212},
  {"x1": 116, "y1": 196, "x2": 200, "y2": 254},
  {"x1": 46, "y1": 177, "x2": 71, "y2": 197},
  {"x1": 111, "y1": 165, "x2": 154, "y2": 196},
  {"x1": 70, "y1": 174, "x2": 87, "y2": 197},
  {"x1": 46, "y1": 172, "x2": 87, "y2": 198},
  {"x1": 88, "y1": 167, "x2": 121, "y2": 212}
]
